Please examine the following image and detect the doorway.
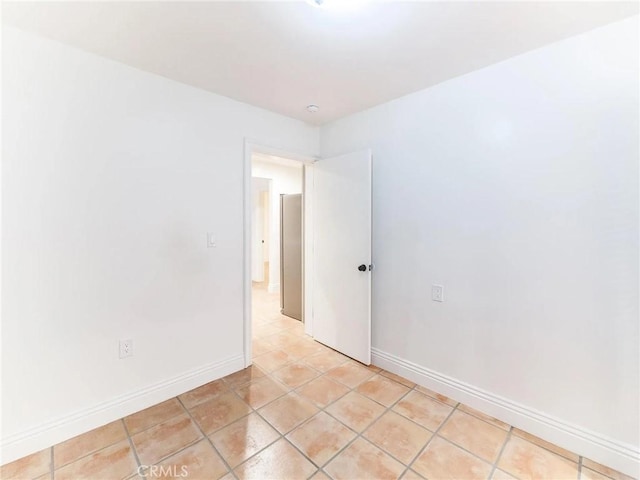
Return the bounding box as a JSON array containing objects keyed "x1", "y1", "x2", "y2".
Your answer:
[
  {"x1": 243, "y1": 141, "x2": 373, "y2": 368},
  {"x1": 245, "y1": 143, "x2": 315, "y2": 367}
]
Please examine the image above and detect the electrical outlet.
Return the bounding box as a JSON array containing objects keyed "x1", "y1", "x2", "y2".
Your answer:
[
  {"x1": 431, "y1": 285, "x2": 444, "y2": 302},
  {"x1": 119, "y1": 339, "x2": 133, "y2": 359}
]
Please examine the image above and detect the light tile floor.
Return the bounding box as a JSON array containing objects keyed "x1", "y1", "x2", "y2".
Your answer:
[{"x1": 1, "y1": 283, "x2": 636, "y2": 480}]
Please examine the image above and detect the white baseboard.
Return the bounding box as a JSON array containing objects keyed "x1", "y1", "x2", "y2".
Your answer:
[
  {"x1": 0, "y1": 354, "x2": 244, "y2": 465},
  {"x1": 372, "y1": 348, "x2": 640, "y2": 479},
  {"x1": 267, "y1": 283, "x2": 280, "y2": 294}
]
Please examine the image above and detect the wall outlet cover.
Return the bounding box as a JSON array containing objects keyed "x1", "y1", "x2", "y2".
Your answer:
[
  {"x1": 119, "y1": 339, "x2": 133, "y2": 359},
  {"x1": 432, "y1": 285, "x2": 444, "y2": 302}
]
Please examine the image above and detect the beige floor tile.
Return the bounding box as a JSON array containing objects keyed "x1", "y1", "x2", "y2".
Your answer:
[
  {"x1": 286, "y1": 321, "x2": 306, "y2": 337},
  {"x1": 492, "y1": 469, "x2": 518, "y2": 479},
  {"x1": 324, "y1": 438, "x2": 405, "y2": 480},
  {"x1": 131, "y1": 413, "x2": 202, "y2": 465},
  {"x1": 252, "y1": 350, "x2": 296, "y2": 372},
  {"x1": 415, "y1": 385, "x2": 459, "y2": 407},
  {"x1": 582, "y1": 459, "x2": 636, "y2": 480},
  {"x1": 252, "y1": 323, "x2": 281, "y2": 338},
  {"x1": 393, "y1": 390, "x2": 453, "y2": 431},
  {"x1": 124, "y1": 398, "x2": 185, "y2": 435},
  {"x1": 189, "y1": 392, "x2": 252, "y2": 435},
  {"x1": 296, "y1": 376, "x2": 350, "y2": 408},
  {"x1": 287, "y1": 339, "x2": 328, "y2": 359},
  {"x1": 402, "y1": 470, "x2": 426, "y2": 479},
  {"x1": 458, "y1": 404, "x2": 510, "y2": 431},
  {"x1": 234, "y1": 438, "x2": 317, "y2": 480},
  {"x1": 364, "y1": 411, "x2": 432, "y2": 465},
  {"x1": 439, "y1": 410, "x2": 509, "y2": 463},
  {"x1": 251, "y1": 338, "x2": 275, "y2": 357},
  {"x1": 379, "y1": 370, "x2": 417, "y2": 388},
  {"x1": 263, "y1": 332, "x2": 300, "y2": 349},
  {"x1": 223, "y1": 366, "x2": 266, "y2": 389},
  {"x1": 511, "y1": 428, "x2": 578, "y2": 462},
  {"x1": 498, "y1": 435, "x2": 579, "y2": 480},
  {"x1": 271, "y1": 362, "x2": 320, "y2": 388},
  {"x1": 235, "y1": 376, "x2": 289, "y2": 409},
  {"x1": 0, "y1": 448, "x2": 50, "y2": 480},
  {"x1": 155, "y1": 439, "x2": 228, "y2": 480},
  {"x1": 287, "y1": 412, "x2": 357, "y2": 467},
  {"x1": 304, "y1": 350, "x2": 350, "y2": 372},
  {"x1": 178, "y1": 380, "x2": 229, "y2": 409},
  {"x1": 413, "y1": 436, "x2": 492, "y2": 480},
  {"x1": 35, "y1": 473, "x2": 51, "y2": 480},
  {"x1": 219, "y1": 473, "x2": 235, "y2": 480},
  {"x1": 258, "y1": 392, "x2": 319, "y2": 434},
  {"x1": 210, "y1": 413, "x2": 279, "y2": 468},
  {"x1": 269, "y1": 316, "x2": 301, "y2": 330},
  {"x1": 325, "y1": 362, "x2": 375, "y2": 388},
  {"x1": 55, "y1": 439, "x2": 137, "y2": 480},
  {"x1": 54, "y1": 420, "x2": 127, "y2": 468},
  {"x1": 326, "y1": 391, "x2": 385, "y2": 432},
  {"x1": 356, "y1": 374, "x2": 411, "y2": 407}
]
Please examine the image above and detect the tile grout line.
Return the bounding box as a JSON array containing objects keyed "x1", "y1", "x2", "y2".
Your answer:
[
  {"x1": 121, "y1": 418, "x2": 146, "y2": 480},
  {"x1": 119, "y1": 399, "x2": 188, "y2": 438},
  {"x1": 126, "y1": 403, "x2": 203, "y2": 467},
  {"x1": 401, "y1": 398, "x2": 525, "y2": 478},
  {"x1": 578, "y1": 455, "x2": 583, "y2": 480},
  {"x1": 379, "y1": 380, "x2": 582, "y2": 477},
  {"x1": 228, "y1": 356, "x2": 383, "y2": 477},
  {"x1": 222, "y1": 366, "x2": 326, "y2": 477},
  {"x1": 46, "y1": 422, "x2": 140, "y2": 475},
  {"x1": 295, "y1": 369, "x2": 427, "y2": 477},
  {"x1": 224, "y1": 371, "x2": 312, "y2": 475},
  {"x1": 175, "y1": 396, "x2": 240, "y2": 480},
  {"x1": 49, "y1": 446, "x2": 54, "y2": 480},
  {"x1": 488, "y1": 425, "x2": 515, "y2": 480},
  {"x1": 402, "y1": 397, "x2": 461, "y2": 478},
  {"x1": 508, "y1": 427, "x2": 583, "y2": 464},
  {"x1": 320, "y1": 384, "x2": 419, "y2": 478},
  {"x1": 330, "y1": 378, "x2": 461, "y2": 473},
  {"x1": 254, "y1": 346, "x2": 347, "y2": 379}
]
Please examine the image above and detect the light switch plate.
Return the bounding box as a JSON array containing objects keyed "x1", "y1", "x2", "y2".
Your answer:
[{"x1": 207, "y1": 233, "x2": 216, "y2": 248}]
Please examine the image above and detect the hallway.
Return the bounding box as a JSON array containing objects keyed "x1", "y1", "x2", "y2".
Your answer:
[{"x1": 1, "y1": 284, "x2": 633, "y2": 479}]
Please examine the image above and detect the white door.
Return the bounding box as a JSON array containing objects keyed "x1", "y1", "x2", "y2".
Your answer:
[{"x1": 313, "y1": 149, "x2": 372, "y2": 365}]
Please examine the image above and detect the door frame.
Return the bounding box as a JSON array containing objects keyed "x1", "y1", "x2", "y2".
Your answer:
[
  {"x1": 243, "y1": 139, "x2": 317, "y2": 367},
  {"x1": 251, "y1": 177, "x2": 271, "y2": 283}
]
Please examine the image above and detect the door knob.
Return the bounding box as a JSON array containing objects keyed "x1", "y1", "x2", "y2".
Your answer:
[{"x1": 358, "y1": 264, "x2": 367, "y2": 272}]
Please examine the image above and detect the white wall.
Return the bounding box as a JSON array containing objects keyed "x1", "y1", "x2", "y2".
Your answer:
[
  {"x1": 320, "y1": 17, "x2": 639, "y2": 476},
  {"x1": 251, "y1": 160, "x2": 303, "y2": 293},
  {"x1": 1, "y1": 26, "x2": 318, "y2": 463}
]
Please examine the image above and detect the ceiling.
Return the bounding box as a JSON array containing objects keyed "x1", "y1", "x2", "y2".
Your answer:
[{"x1": 3, "y1": 1, "x2": 638, "y2": 125}]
